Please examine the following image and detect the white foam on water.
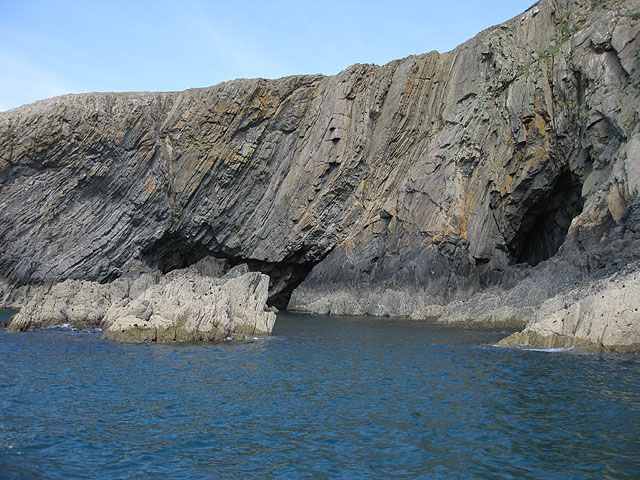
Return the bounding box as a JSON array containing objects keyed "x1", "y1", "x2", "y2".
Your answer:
[
  {"x1": 45, "y1": 323, "x2": 72, "y2": 330},
  {"x1": 525, "y1": 346, "x2": 575, "y2": 353},
  {"x1": 42, "y1": 324, "x2": 102, "y2": 333},
  {"x1": 490, "y1": 344, "x2": 575, "y2": 353}
]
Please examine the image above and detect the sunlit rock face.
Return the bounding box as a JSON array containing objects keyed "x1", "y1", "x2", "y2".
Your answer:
[
  {"x1": 1, "y1": 0, "x2": 639, "y2": 348},
  {"x1": 8, "y1": 258, "x2": 276, "y2": 343}
]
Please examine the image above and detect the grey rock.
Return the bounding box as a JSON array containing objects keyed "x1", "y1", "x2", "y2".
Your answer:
[
  {"x1": 102, "y1": 270, "x2": 275, "y2": 343},
  {"x1": 8, "y1": 257, "x2": 276, "y2": 343},
  {"x1": 498, "y1": 263, "x2": 640, "y2": 352},
  {"x1": 1, "y1": 0, "x2": 640, "y2": 350},
  {"x1": 7, "y1": 278, "x2": 133, "y2": 332},
  {"x1": 222, "y1": 264, "x2": 250, "y2": 279}
]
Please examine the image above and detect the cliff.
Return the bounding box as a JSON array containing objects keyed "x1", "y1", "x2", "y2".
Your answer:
[{"x1": 1, "y1": 0, "x2": 639, "y2": 349}]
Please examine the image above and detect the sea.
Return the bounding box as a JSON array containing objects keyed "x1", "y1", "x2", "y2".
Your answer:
[{"x1": 1, "y1": 309, "x2": 639, "y2": 479}]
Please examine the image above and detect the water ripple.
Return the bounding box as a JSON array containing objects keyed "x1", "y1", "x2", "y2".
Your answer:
[{"x1": 1, "y1": 311, "x2": 639, "y2": 479}]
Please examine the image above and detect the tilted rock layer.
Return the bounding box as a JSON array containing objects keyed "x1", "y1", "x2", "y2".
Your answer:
[{"x1": 1, "y1": 0, "x2": 639, "y2": 349}]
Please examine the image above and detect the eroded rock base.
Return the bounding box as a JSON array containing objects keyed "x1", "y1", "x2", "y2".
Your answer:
[
  {"x1": 8, "y1": 257, "x2": 275, "y2": 343},
  {"x1": 498, "y1": 266, "x2": 640, "y2": 352}
]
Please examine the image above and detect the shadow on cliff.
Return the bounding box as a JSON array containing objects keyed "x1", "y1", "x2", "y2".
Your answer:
[{"x1": 140, "y1": 231, "x2": 333, "y2": 309}]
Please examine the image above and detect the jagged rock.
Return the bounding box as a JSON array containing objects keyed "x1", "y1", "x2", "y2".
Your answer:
[
  {"x1": 8, "y1": 257, "x2": 276, "y2": 343},
  {"x1": 498, "y1": 264, "x2": 640, "y2": 352},
  {"x1": 7, "y1": 261, "x2": 161, "y2": 332},
  {"x1": 102, "y1": 270, "x2": 275, "y2": 343},
  {"x1": 8, "y1": 277, "x2": 141, "y2": 332},
  {"x1": 1, "y1": 0, "x2": 640, "y2": 350}
]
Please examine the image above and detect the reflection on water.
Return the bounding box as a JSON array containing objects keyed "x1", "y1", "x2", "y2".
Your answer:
[{"x1": 1, "y1": 311, "x2": 639, "y2": 479}]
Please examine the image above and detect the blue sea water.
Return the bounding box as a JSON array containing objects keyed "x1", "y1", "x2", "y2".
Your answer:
[{"x1": 1, "y1": 310, "x2": 639, "y2": 479}]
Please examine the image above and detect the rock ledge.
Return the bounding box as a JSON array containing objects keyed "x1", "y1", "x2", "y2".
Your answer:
[{"x1": 498, "y1": 266, "x2": 640, "y2": 352}]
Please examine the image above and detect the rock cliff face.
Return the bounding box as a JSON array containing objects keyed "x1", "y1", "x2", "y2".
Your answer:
[{"x1": 1, "y1": 0, "x2": 639, "y2": 349}]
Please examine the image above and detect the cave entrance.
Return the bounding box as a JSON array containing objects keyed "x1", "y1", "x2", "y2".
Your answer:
[
  {"x1": 140, "y1": 232, "x2": 324, "y2": 310},
  {"x1": 141, "y1": 232, "x2": 214, "y2": 274},
  {"x1": 232, "y1": 258, "x2": 317, "y2": 310},
  {"x1": 509, "y1": 170, "x2": 584, "y2": 266}
]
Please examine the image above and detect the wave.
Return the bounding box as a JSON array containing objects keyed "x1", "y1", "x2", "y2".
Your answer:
[
  {"x1": 43, "y1": 324, "x2": 103, "y2": 333},
  {"x1": 490, "y1": 344, "x2": 575, "y2": 353},
  {"x1": 525, "y1": 346, "x2": 575, "y2": 353}
]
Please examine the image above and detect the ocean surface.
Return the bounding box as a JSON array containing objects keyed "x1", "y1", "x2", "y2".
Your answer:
[{"x1": 1, "y1": 310, "x2": 639, "y2": 479}]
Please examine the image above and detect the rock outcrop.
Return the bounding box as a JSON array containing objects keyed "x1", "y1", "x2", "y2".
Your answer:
[
  {"x1": 8, "y1": 258, "x2": 276, "y2": 343},
  {"x1": 498, "y1": 262, "x2": 640, "y2": 352},
  {"x1": 1, "y1": 0, "x2": 639, "y2": 350},
  {"x1": 102, "y1": 264, "x2": 275, "y2": 343},
  {"x1": 7, "y1": 263, "x2": 159, "y2": 332}
]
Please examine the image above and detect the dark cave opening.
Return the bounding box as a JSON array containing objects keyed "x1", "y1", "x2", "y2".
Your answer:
[
  {"x1": 509, "y1": 170, "x2": 584, "y2": 266},
  {"x1": 231, "y1": 258, "x2": 317, "y2": 310},
  {"x1": 140, "y1": 232, "x2": 321, "y2": 310},
  {"x1": 142, "y1": 232, "x2": 212, "y2": 274}
]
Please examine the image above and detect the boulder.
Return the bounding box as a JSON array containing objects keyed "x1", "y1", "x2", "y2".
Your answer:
[
  {"x1": 102, "y1": 270, "x2": 275, "y2": 343},
  {"x1": 8, "y1": 257, "x2": 276, "y2": 343}
]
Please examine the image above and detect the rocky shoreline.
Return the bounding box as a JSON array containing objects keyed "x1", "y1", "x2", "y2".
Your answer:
[
  {"x1": 498, "y1": 264, "x2": 640, "y2": 352},
  {"x1": 4, "y1": 255, "x2": 640, "y2": 351},
  {"x1": 6, "y1": 257, "x2": 275, "y2": 343},
  {"x1": 6, "y1": 254, "x2": 639, "y2": 351},
  {"x1": 1, "y1": 0, "x2": 639, "y2": 349}
]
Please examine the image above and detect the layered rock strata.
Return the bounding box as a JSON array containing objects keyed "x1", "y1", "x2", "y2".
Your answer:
[
  {"x1": 1, "y1": 0, "x2": 639, "y2": 349},
  {"x1": 8, "y1": 258, "x2": 276, "y2": 343}
]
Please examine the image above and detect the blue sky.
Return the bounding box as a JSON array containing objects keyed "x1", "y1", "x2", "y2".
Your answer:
[{"x1": 0, "y1": 0, "x2": 536, "y2": 112}]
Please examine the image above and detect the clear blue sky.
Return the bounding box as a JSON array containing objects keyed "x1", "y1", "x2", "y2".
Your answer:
[{"x1": 0, "y1": 0, "x2": 536, "y2": 112}]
